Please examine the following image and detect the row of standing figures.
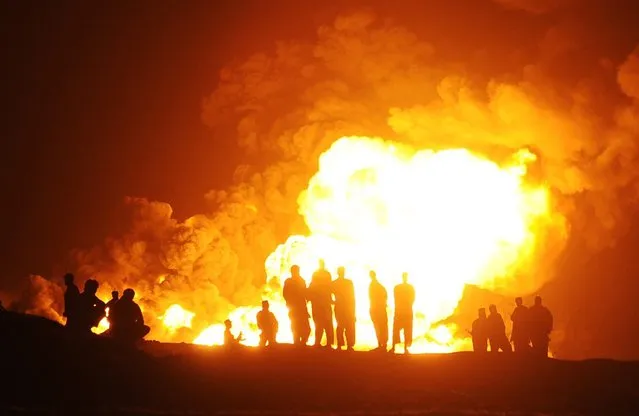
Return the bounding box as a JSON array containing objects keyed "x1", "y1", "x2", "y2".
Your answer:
[
  {"x1": 235, "y1": 261, "x2": 553, "y2": 356},
  {"x1": 63, "y1": 273, "x2": 150, "y2": 344}
]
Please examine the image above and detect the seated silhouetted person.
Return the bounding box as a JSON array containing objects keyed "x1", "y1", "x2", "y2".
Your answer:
[
  {"x1": 224, "y1": 319, "x2": 244, "y2": 347},
  {"x1": 76, "y1": 279, "x2": 106, "y2": 333},
  {"x1": 63, "y1": 273, "x2": 80, "y2": 330},
  {"x1": 528, "y1": 296, "x2": 553, "y2": 357},
  {"x1": 106, "y1": 291, "x2": 119, "y2": 310},
  {"x1": 257, "y1": 300, "x2": 278, "y2": 347},
  {"x1": 105, "y1": 291, "x2": 119, "y2": 327},
  {"x1": 471, "y1": 308, "x2": 488, "y2": 352},
  {"x1": 0, "y1": 300, "x2": 6, "y2": 313},
  {"x1": 487, "y1": 304, "x2": 511, "y2": 352},
  {"x1": 109, "y1": 288, "x2": 149, "y2": 344}
]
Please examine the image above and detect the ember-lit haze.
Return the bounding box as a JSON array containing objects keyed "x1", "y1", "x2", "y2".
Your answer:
[{"x1": 3, "y1": 1, "x2": 639, "y2": 359}]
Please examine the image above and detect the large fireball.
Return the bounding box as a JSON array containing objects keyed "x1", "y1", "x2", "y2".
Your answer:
[{"x1": 198, "y1": 135, "x2": 554, "y2": 352}]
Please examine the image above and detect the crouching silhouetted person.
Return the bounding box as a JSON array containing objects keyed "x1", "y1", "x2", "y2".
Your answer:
[
  {"x1": 471, "y1": 308, "x2": 488, "y2": 352},
  {"x1": 487, "y1": 304, "x2": 511, "y2": 353},
  {"x1": 110, "y1": 288, "x2": 150, "y2": 345},
  {"x1": 224, "y1": 319, "x2": 244, "y2": 347},
  {"x1": 528, "y1": 296, "x2": 553, "y2": 357},
  {"x1": 283, "y1": 265, "x2": 311, "y2": 345},
  {"x1": 105, "y1": 291, "x2": 119, "y2": 330},
  {"x1": 76, "y1": 279, "x2": 106, "y2": 333},
  {"x1": 257, "y1": 300, "x2": 278, "y2": 347},
  {"x1": 106, "y1": 291, "x2": 119, "y2": 310},
  {"x1": 63, "y1": 273, "x2": 80, "y2": 330}
]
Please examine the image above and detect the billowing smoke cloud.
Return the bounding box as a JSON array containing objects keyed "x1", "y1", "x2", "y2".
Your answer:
[
  {"x1": 11, "y1": 275, "x2": 64, "y2": 323},
  {"x1": 203, "y1": 10, "x2": 639, "y2": 247},
  {"x1": 15, "y1": 7, "x2": 639, "y2": 353}
]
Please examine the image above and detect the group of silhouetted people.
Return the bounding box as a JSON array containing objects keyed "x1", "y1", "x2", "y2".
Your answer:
[
  {"x1": 232, "y1": 260, "x2": 416, "y2": 353},
  {"x1": 63, "y1": 273, "x2": 150, "y2": 345},
  {"x1": 471, "y1": 296, "x2": 553, "y2": 356},
  {"x1": 228, "y1": 261, "x2": 553, "y2": 357},
  {"x1": 291, "y1": 261, "x2": 416, "y2": 353}
]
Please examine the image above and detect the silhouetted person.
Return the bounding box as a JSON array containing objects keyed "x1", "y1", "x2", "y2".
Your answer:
[
  {"x1": 308, "y1": 259, "x2": 334, "y2": 348},
  {"x1": 510, "y1": 297, "x2": 530, "y2": 353},
  {"x1": 110, "y1": 288, "x2": 149, "y2": 344},
  {"x1": 0, "y1": 300, "x2": 5, "y2": 313},
  {"x1": 106, "y1": 291, "x2": 119, "y2": 310},
  {"x1": 368, "y1": 270, "x2": 388, "y2": 350},
  {"x1": 256, "y1": 300, "x2": 278, "y2": 347},
  {"x1": 332, "y1": 266, "x2": 356, "y2": 350},
  {"x1": 224, "y1": 319, "x2": 244, "y2": 347},
  {"x1": 105, "y1": 291, "x2": 119, "y2": 327},
  {"x1": 63, "y1": 273, "x2": 80, "y2": 330},
  {"x1": 391, "y1": 272, "x2": 415, "y2": 354},
  {"x1": 283, "y1": 265, "x2": 310, "y2": 345},
  {"x1": 487, "y1": 304, "x2": 511, "y2": 352},
  {"x1": 528, "y1": 296, "x2": 553, "y2": 357},
  {"x1": 471, "y1": 308, "x2": 488, "y2": 352},
  {"x1": 76, "y1": 279, "x2": 106, "y2": 333}
]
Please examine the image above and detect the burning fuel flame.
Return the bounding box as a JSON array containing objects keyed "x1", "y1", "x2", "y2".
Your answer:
[
  {"x1": 161, "y1": 304, "x2": 195, "y2": 332},
  {"x1": 192, "y1": 136, "x2": 552, "y2": 351}
]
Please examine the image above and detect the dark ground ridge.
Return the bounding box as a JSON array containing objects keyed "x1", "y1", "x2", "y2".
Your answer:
[{"x1": 1, "y1": 312, "x2": 638, "y2": 415}]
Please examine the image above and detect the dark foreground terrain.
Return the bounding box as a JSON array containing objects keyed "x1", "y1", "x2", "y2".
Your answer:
[{"x1": 1, "y1": 312, "x2": 638, "y2": 415}]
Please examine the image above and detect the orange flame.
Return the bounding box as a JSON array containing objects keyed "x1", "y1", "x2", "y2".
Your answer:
[{"x1": 190, "y1": 136, "x2": 555, "y2": 352}]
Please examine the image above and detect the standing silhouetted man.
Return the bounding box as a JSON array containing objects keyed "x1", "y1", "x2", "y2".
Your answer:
[
  {"x1": 332, "y1": 266, "x2": 356, "y2": 351},
  {"x1": 528, "y1": 296, "x2": 553, "y2": 357},
  {"x1": 510, "y1": 297, "x2": 530, "y2": 353},
  {"x1": 471, "y1": 308, "x2": 488, "y2": 352},
  {"x1": 368, "y1": 270, "x2": 388, "y2": 351},
  {"x1": 63, "y1": 273, "x2": 80, "y2": 330},
  {"x1": 110, "y1": 288, "x2": 150, "y2": 344},
  {"x1": 257, "y1": 300, "x2": 278, "y2": 347},
  {"x1": 487, "y1": 304, "x2": 511, "y2": 353},
  {"x1": 308, "y1": 259, "x2": 334, "y2": 348},
  {"x1": 283, "y1": 265, "x2": 310, "y2": 345},
  {"x1": 391, "y1": 272, "x2": 415, "y2": 354}
]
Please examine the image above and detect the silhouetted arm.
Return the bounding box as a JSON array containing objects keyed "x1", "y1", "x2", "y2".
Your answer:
[
  {"x1": 282, "y1": 280, "x2": 291, "y2": 304},
  {"x1": 350, "y1": 280, "x2": 356, "y2": 316},
  {"x1": 256, "y1": 312, "x2": 263, "y2": 331}
]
